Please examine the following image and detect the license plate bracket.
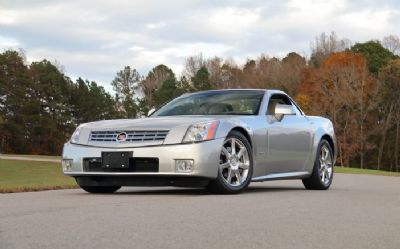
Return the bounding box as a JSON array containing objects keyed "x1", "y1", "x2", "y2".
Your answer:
[{"x1": 102, "y1": 151, "x2": 132, "y2": 169}]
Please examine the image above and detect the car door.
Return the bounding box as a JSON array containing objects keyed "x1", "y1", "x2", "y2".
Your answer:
[{"x1": 265, "y1": 94, "x2": 313, "y2": 174}]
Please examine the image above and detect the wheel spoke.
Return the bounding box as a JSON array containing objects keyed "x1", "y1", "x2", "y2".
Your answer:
[
  {"x1": 235, "y1": 170, "x2": 241, "y2": 184},
  {"x1": 239, "y1": 162, "x2": 249, "y2": 170},
  {"x1": 237, "y1": 147, "x2": 246, "y2": 158},
  {"x1": 226, "y1": 169, "x2": 233, "y2": 183},
  {"x1": 231, "y1": 138, "x2": 236, "y2": 155},
  {"x1": 320, "y1": 170, "x2": 325, "y2": 182},
  {"x1": 325, "y1": 169, "x2": 330, "y2": 181},
  {"x1": 221, "y1": 147, "x2": 231, "y2": 159},
  {"x1": 219, "y1": 162, "x2": 230, "y2": 170},
  {"x1": 323, "y1": 147, "x2": 329, "y2": 160},
  {"x1": 327, "y1": 167, "x2": 332, "y2": 178}
]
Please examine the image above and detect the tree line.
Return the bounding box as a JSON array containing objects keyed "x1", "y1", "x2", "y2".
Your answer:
[{"x1": 1, "y1": 32, "x2": 400, "y2": 172}]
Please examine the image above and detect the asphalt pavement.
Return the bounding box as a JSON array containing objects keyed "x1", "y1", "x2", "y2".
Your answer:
[{"x1": 1, "y1": 173, "x2": 399, "y2": 249}]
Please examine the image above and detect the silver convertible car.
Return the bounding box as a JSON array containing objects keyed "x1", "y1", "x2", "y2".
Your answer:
[{"x1": 62, "y1": 89, "x2": 336, "y2": 194}]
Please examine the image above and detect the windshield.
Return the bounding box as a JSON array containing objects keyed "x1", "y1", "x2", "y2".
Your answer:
[{"x1": 152, "y1": 90, "x2": 264, "y2": 116}]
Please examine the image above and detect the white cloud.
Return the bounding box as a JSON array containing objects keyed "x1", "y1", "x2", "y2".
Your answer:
[
  {"x1": 0, "y1": 9, "x2": 17, "y2": 25},
  {"x1": 146, "y1": 22, "x2": 167, "y2": 30},
  {"x1": 202, "y1": 7, "x2": 261, "y2": 36},
  {"x1": 0, "y1": 0, "x2": 399, "y2": 91},
  {"x1": 128, "y1": 46, "x2": 146, "y2": 51},
  {"x1": 339, "y1": 9, "x2": 398, "y2": 39}
]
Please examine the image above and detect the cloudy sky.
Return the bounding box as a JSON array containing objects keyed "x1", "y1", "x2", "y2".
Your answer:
[{"x1": 1, "y1": 0, "x2": 399, "y2": 91}]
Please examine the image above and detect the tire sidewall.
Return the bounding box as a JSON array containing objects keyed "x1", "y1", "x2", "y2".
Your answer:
[
  {"x1": 216, "y1": 131, "x2": 254, "y2": 193},
  {"x1": 314, "y1": 139, "x2": 334, "y2": 189}
]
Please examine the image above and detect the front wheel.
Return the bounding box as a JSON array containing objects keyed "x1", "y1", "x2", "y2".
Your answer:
[
  {"x1": 78, "y1": 185, "x2": 121, "y2": 194},
  {"x1": 207, "y1": 131, "x2": 253, "y2": 194},
  {"x1": 302, "y1": 139, "x2": 334, "y2": 190}
]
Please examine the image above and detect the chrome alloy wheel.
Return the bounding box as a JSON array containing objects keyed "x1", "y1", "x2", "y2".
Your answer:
[
  {"x1": 219, "y1": 138, "x2": 250, "y2": 187},
  {"x1": 319, "y1": 145, "x2": 333, "y2": 185}
]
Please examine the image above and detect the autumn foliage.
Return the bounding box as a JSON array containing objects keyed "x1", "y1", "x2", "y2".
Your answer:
[
  {"x1": 1, "y1": 32, "x2": 400, "y2": 171},
  {"x1": 298, "y1": 52, "x2": 378, "y2": 168}
]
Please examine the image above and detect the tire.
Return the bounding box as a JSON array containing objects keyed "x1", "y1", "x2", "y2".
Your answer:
[
  {"x1": 207, "y1": 130, "x2": 253, "y2": 194},
  {"x1": 78, "y1": 185, "x2": 121, "y2": 194},
  {"x1": 302, "y1": 139, "x2": 334, "y2": 190}
]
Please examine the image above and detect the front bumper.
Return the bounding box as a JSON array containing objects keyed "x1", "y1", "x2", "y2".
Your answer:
[{"x1": 62, "y1": 138, "x2": 224, "y2": 179}]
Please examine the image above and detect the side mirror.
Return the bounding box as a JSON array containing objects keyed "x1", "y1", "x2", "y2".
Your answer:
[
  {"x1": 147, "y1": 108, "x2": 156, "y2": 117},
  {"x1": 274, "y1": 104, "x2": 295, "y2": 115},
  {"x1": 272, "y1": 104, "x2": 295, "y2": 121}
]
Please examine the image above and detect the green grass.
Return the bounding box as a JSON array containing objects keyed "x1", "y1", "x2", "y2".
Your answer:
[
  {"x1": 0, "y1": 159, "x2": 77, "y2": 193},
  {"x1": 335, "y1": 166, "x2": 400, "y2": 177},
  {"x1": 0, "y1": 154, "x2": 61, "y2": 160}
]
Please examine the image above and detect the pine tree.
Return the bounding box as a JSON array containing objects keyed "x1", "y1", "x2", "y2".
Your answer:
[{"x1": 111, "y1": 66, "x2": 140, "y2": 118}]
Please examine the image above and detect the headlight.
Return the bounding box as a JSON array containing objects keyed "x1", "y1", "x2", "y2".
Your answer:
[
  {"x1": 70, "y1": 125, "x2": 82, "y2": 144},
  {"x1": 182, "y1": 120, "x2": 219, "y2": 143}
]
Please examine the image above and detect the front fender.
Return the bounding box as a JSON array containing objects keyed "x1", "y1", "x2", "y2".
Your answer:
[
  {"x1": 215, "y1": 118, "x2": 254, "y2": 141},
  {"x1": 309, "y1": 117, "x2": 337, "y2": 170}
]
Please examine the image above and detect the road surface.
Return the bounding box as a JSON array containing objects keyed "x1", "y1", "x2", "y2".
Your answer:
[{"x1": 0, "y1": 174, "x2": 399, "y2": 249}]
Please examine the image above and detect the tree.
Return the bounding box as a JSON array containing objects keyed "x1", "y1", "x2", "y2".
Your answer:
[
  {"x1": 241, "y1": 59, "x2": 257, "y2": 88},
  {"x1": 176, "y1": 76, "x2": 192, "y2": 93},
  {"x1": 382, "y1": 35, "x2": 400, "y2": 55},
  {"x1": 153, "y1": 78, "x2": 181, "y2": 106},
  {"x1": 191, "y1": 66, "x2": 211, "y2": 91},
  {"x1": 310, "y1": 32, "x2": 351, "y2": 68},
  {"x1": 0, "y1": 51, "x2": 76, "y2": 154},
  {"x1": 30, "y1": 59, "x2": 75, "y2": 154},
  {"x1": 183, "y1": 54, "x2": 205, "y2": 79},
  {"x1": 280, "y1": 52, "x2": 307, "y2": 95},
  {"x1": 298, "y1": 52, "x2": 377, "y2": 168},
  {"x1": 378, "y1": 59, "x2": 400, "y2": 171},
  {"x1": 205, "y1": 57, "x2": 223, "y2": 88},
  {"x1": 0, "y1": 50, "x2": 33, "y2": 153},
  {"x1": 71, "y1": 78, "x2": 117, "y2": 124},
  {"x1": 183, "y1": 55, "x2": 227, "y2": 89},
  {"x1": 111, "y1": 66, "x2": 140, "y2": 118},
  {"x1": 140, "y1": 64, "x2": 175, "y2": 111},
  {"x1": 220, "y1": 60, "x2": 243, "y2": 89},
  {"x1": 350, "y1": 40, "x2": 396, "y2": 74}
]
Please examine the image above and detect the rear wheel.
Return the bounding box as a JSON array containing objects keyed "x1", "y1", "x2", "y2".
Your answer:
[
  {"x1": 207, "y1": 131, "x2": 253, "y2": 194},
  {"x1": 302, "y1": 139, "x2": 334, "y2": 190},
  {"x1": 78, "y1": 185, "x2": 121, "y2": 194}
]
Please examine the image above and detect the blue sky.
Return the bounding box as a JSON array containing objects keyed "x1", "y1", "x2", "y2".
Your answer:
[{"x1": 1, "y1": 0, "x2": 399, "y2": 91}]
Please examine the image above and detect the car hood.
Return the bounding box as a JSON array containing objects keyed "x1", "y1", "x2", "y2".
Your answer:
[
  {"x1": 74, "y1": 116, "x2": 222, "y2": 148},
  {"x1": 82, "y1": 116, "x2": 216, "y2": 130}
]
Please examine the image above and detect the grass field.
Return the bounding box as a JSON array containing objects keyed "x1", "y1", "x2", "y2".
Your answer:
[
  {"x1": 0, "y1": 159, "x2": 77, "y2": 193},
  {"x1": 334, "y1": 166, "x2": 400, "y2": 177},
  {"x1": 0, "y1": 154, "x2": 61, "y2": 160}
]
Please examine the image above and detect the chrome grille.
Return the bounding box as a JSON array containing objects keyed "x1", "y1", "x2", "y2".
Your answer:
[{"x1": 89, "y1": 130, "x2": 169, "y2": 142}]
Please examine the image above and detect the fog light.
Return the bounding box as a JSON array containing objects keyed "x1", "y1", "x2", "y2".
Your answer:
[
  {"x1": 61, "y1": 159, "x2": 73, "y2": 172},
  {"x1": 175, "y1": 159, "x2": 194, "y2": 172}
]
